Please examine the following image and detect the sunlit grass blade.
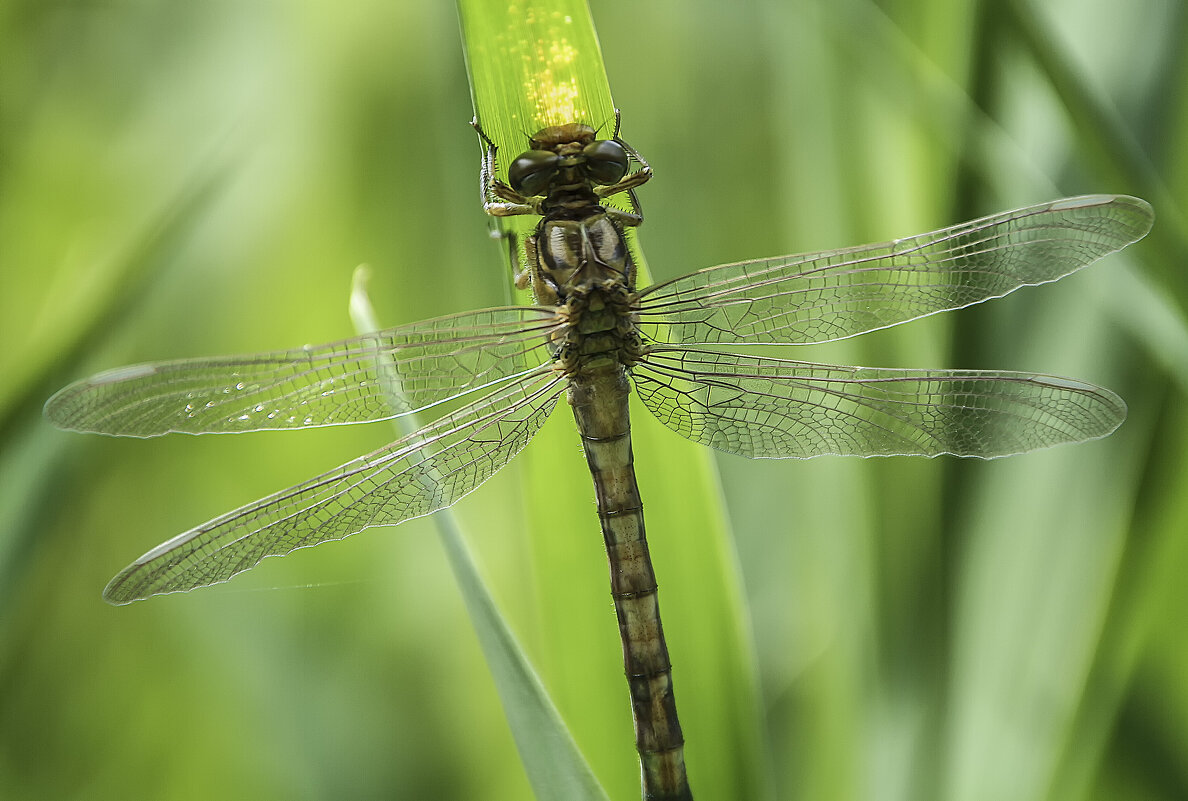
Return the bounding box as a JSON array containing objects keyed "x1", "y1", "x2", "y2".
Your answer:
[
  {"x1": 456, "y1": 1, "x2": 769, "y2": 798},
  {"x1": 457, "y1": 0, "x2": 652, "y2": 285}
]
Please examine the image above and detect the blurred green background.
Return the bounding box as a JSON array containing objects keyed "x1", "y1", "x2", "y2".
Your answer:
[{"x1": 2, "y1": 1, "x2": 1185, "y2": 800}]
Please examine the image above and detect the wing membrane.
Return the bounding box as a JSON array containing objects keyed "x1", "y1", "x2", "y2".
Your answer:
[
  {"x1": 633, "y1": 347, "x2": 1125, "y2": 458},
  {"x1": 634, "y1": 195, "x2": 1153, "y2": 345},
  {"x1": 103, "y1": 371, "x2": 565, "y2": 604},
  {"x1": 46, "y1": 307, "x2": 560, "y2": 437}
]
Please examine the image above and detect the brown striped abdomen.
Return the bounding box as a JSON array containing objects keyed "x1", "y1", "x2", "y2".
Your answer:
[{"x1": 568, "y1": 364, "x2": 692, "y2": 801}]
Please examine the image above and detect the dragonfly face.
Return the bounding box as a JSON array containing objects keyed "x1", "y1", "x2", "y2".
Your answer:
[
  {"x1": 45, "y1": 113, "x2": 1152, "y2": 801},
  {"x1": 507, "y1": 123, "x2": 630, "y2": 199}
]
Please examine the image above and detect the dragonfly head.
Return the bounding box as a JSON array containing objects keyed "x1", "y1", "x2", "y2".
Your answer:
[{"x1": 508, "y1": 124, "x2": 629, "y2": 197}]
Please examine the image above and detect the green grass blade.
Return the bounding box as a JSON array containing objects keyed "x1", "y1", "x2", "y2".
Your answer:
[
  {"x1": 349, "y1": 268, "x2": 609, "y2": 801},
  {"x1": 456, "y1": 2, "x2": 770, "y2": 799},
  {"x1": 457, "y1": 0, "x2": 652, "y2": 285}
]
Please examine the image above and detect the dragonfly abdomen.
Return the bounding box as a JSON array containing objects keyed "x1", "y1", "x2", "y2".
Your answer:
[{"x1": 568, "y1": 366, "x2": 691, "y2": 800}]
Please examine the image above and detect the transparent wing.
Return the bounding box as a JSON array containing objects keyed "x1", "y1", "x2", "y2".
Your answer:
[
  {"x1": 634, "y1": 195, "x2": 1153, "y2": 345},
  {"x1": 633, "y1": 347, "x2": 1125, "y2": 458},
  {"x1": 45, "y1": 307, "x2": 561, "y2": 437},
  {"x1": 102, "y1": 371, "x2": 566, "y2": 604}
]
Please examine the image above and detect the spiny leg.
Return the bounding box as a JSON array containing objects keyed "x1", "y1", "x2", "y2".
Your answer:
[{"x1": 471, "y1": 117, "x2": 539, "y2": 218}]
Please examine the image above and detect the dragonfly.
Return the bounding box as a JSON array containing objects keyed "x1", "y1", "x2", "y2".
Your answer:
[{"x1": 45, "y1": 115, "x2": 1153, "y2": 801}]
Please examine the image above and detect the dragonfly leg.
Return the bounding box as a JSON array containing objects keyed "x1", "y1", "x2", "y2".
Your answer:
[
  {"x1": 597, "y1": 109, "x2": 653, "y2": 198},
  {"x1": 471, "y1": 117, "x2": 540, "y2": 218}
]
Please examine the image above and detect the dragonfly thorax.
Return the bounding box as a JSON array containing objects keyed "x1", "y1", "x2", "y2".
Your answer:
[
  {"x1": 478, "y1": 117, "x2": 650, "y2": 309},
  {"x1": 537, "y1": 213, "x2": 634, "y2": 298},
  {"x1": 555, "y1": 282, "x2": 644, "y2": 377}
]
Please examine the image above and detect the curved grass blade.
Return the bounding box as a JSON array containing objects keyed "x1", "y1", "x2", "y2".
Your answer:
[{"x1": 348, "y1": 269, "x2": 610, "y2": 801}]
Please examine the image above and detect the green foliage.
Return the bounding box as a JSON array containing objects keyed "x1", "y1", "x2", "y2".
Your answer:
[{"x1": 2, "y1": 1, "x2": 1184, "y2": 800}]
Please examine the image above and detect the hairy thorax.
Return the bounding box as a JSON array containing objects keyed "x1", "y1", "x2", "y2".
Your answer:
[{"x1": 554, "y1": 280, "x2": 645, "y2": 381}]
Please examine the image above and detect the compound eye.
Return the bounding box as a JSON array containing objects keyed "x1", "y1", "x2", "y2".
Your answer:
[
  {"x1": 508, "y1": 150, "x2": 559, "y2": 196},
  {"x1": 582, "y1": 139, "x2": 629, "y2": 185}
]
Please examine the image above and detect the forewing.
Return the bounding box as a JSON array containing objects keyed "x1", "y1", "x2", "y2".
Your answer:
[
  {"x1": 102, "y1": 371, "x2": 565, "y2": 604},
  {"x1": 634, "y1": 195, "x2": 1153, "y2": 345},
  {"x1": 45, "y1": 307, "x2": 560, "y2": 437},
  {"x1": 633, "y1": 348, "x2": 1125, "y2": 458}
]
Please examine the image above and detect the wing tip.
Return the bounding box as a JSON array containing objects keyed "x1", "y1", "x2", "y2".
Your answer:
[
  {"x1": 102, "y1": 571, "x2": 148, "y2": 606},
  {"x1": 1051, "y1": 194, "x2": 1154, "y2": 244}
]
